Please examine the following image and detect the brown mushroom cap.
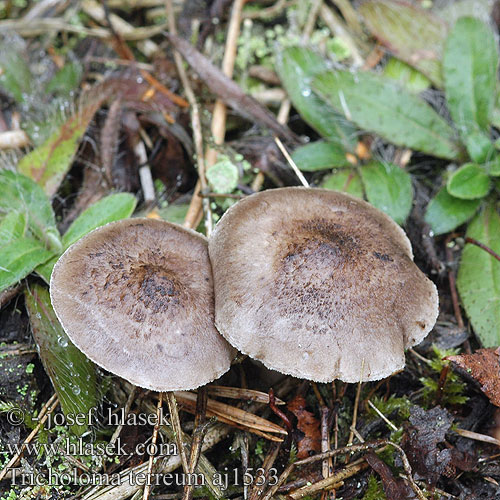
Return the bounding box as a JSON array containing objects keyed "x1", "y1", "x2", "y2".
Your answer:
[
  {"x1": 50, "y1": 218, "x2": 235, "y2": 391},
  {"x1": 209, "y1": 187, "x2": 438, "y2": 383}
]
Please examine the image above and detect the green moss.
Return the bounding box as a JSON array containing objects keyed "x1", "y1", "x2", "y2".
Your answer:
[
  {"x1": 361, "y1": 475, "x2": 386, "y2": 499},
  {"x1": 420, "y1": 346, "x2": 468, "y2": 406}
]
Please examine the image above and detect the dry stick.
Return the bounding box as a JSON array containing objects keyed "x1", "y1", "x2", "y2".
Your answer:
[
  {"x1": 311, "y1": 383, "x2": 332, "y2": 485},
  {"x1": 166, "y1": 392, "x2": 189, "y2": 474},
  {"x1": 274, "y1": 137, "x2": 309, "y2": 187},
  {"x1": 288, "y1": 461, "x2": 368, "y2": 499},
  {"x1": 445, "y1": 234, "x2": 465, "y2": 331},
  {"x1": 266, "y1": 440, "x2": 424, "y2": 500},
  {"x1": 261, "y1": 441, "x2": 383, "y2": 500},
  {"x1": 242, "y1": 0, "x2": 296, "y2": 19},
  {"x1": 135, "y1": 141, "x2": 156, "y2": 205},
  {"x1": 182, "y1": 387, "x2": 208, "y2": 500},
  {"x1": 319, "y1": 4, "x2": 364, "y2": 66},
  {"x1": 166, "y1": 0, "x2": 213, "y2": 234},
  {"x1": 143, "y1": 392, "x2": 163, "y2": 500},
  {"x1": 347, "y1": 361, "x2": 364, "y2": 450},
  {"x1": 455, "y1": 428, "x2": 500, "y2": 447},
  {"x1": 277, "y1": 0, "x2": 320, "y2": 188},
  {"x1": 0, "y1": 394, "x2": 59, "y2": 481},
  {"x1": 252, "y1": 0, "x2": 320, "y2": 192},
  {"x1": 110, "y1": 386, "x2": 137, "y2": 446},
  {"x1": 251, "y1": 100, "x2": 291, "y2": 192},
  {"x1": 330, "y1": 0, "x2": 363, "y2": 35},
  {"x1": 180, "y1": 0, "x2": 246, "y2": 229},
  {"x1": 0, "y1": 284, "x2": 23, "y2": 310},
  {"x1": 249, "y1": 441, "x2": 281, "y2": 500},
  {"x1": 366, "y1": 400, "x2": 398, "y2": 432},
  {"x1": 302, "y1": 0, "x2": 323, "y2": 42},
  {"x1": 83, "y1": 423, "x2": 231, "y2": 500}
]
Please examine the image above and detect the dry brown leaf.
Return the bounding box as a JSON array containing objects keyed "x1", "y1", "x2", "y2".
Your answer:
[
  {"x1": 446, "y1": 348, "x2": 500, "y2": 407},
  {"x1": 287, "y1": 395, "x2": 321, "y2": 459}
]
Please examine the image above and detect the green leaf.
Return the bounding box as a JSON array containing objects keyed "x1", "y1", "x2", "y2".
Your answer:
[
  {"x1": 359, "y1": 161, "x2": 413, "y2": 224},
  {"x1": 62, "y1": 193, "x2": 137, "y2": 248},
  {"x1": 447, "y1": 163, "x2": 491, "y2": 200},
  {"x1": 45, "y1": 62, "x2": 82, "y2": 96},
  {"x1": 158, "y1": 204, "x2": 190, "y2": 225},
  {"x1": 17, "y1": 86, "x2": 111, "y2": 196},
  {"x1": 17, "y1": 120, "x2": 88, "y2": 197},
  {"x1": 291, "y1": 141, "x2": 350, "y2": 171},
  {"x1": 465, "y1": 132, "x2": 495, "y2": 163},
  {"x1": 0, "y1": 49, "x2": 33, "y2": 103},
  {"x1": 424, "y1": 187, "x2": 481, "y2": 235},
  {"x1": 0, "y1": 238, "x2": 54, "y2": 292},
  {"x1": 321, "y1": 169, "x2": 364, "y2": 198},
  {"x1": 359, "y1": 0, "x2": 446, "y2": 86},
  {"x1": 0, "y1": 212, "x2": 27, "y2": 246},
  {"x1": 457, "y1": 203, "x2": 500, "y2": 346},
  {"x1": 383, "y1": 58, "x2": 431, "y2": 93},
  {"x1": 443, "y1": 17, "x2": 498, "y2": 135},
  {"x1": 436, "y1": 0, "x2": 494, "y2": 26},
  {"x1": 36, "y1": 193, "x2": 137, "y2": 283},
  {"x1": 0, "y1": 170, "x2": 61, "y2": 252},
  {"x1": 25, "y1": 284, "x2": 98, "y2": 435},
  {"x1": 313, "y1": 70, "x2": 461, "y2": 160},
  {"x1": 206, "y1": 159, "x2": 239, "y2": 193},
  {"x1": 275, "y1": 47, "x2": 356, "y2": 149},
  {"x1": 487, "y1": 155, "x2": 500, "y2": 177}
]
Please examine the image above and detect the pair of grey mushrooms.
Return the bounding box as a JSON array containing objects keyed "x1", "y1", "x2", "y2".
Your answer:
[{"x1": 50, "y1": 187, "x2": 439, "y2": 392}]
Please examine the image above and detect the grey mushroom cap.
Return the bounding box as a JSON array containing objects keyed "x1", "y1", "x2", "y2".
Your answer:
[
  {"x1": 208, "y1": 187, "x2": 438, "y2": 383},
  {"x1": 50, "y1": 218, "x2": 235, "y2": 391}
]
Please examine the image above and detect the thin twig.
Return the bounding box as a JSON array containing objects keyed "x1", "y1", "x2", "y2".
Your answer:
[
  {"x1": 0, "y1": 284, "x2": 23, "y2": 310},
  {"x1": 110, "y1": 386, "x2": 137, "y2": 446},
  {"x1": 143, "y1": 392, "x2": 163, "y2": 500},
  {"x1": 262, "y1": 441, "x2": 385, "y2": 500},
  {"x1": 445, "y1": 235, "x2": 465, "y2": 331},
  {"x1": 171, "y1": 0, "x2": 246, "y2": 230},
  {"x1": 182, "y1": 387, "x2": 208, "y2": 500},
  {"x1": 347, "y1": 360, "x2": 364, "y2": 449},
  {"x1": 166, "y1": 0, "x2": 212, "y2": 233},
  {"x1": 204, "y1": 0, "x2": 246, "y2": 203},
  {"x1": 0, "y1": 394, "x2": 59, "y2": 481},
  {"x1": 268, "y1": 388, "x2": 292, "y2": 434},
  {"x1": 242, "y1": 0, "x2": 296, "y2": 19},
  {"x1": 367, "y1": 400, "x2": 398, "y2": 432},
  {"x1": 288, "y1": 461, "x2": 367, "y2": 499},
  {"x1": 166, "y1": 392, "x2": 189, "y2": 473},
  {"x1": 319, "y1": 4, "x2": 364, "y2": 66},
  {"x1": 455, "y1": 428, "x2": 500, "y2": 447},
  {"x1": 302, "y1": 0, "x2": 323, "y2": 41},
  {"x1": 274, "y1": 137, "x2": 309, "y2": 187},
  {"x1": 249, "y1": 441, "x2": 281, "y2": 500},
  {"x1": 465, "y1": 237, "x2": 500, "y2": 263}
]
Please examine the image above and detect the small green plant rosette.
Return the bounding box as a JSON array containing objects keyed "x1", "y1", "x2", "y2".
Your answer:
[
  {"x1": 465, "y1": 132, "x2": 495, "y2": 163},
  {"x1": 487, "y1": 155, "x2": 500, "y2": 177},
  {"x1": 446, "y1": 163, "x2": 491, "y2": 200},
  {"x1": 206, "y1": 158, "x2": 239, "y2": 194},
  {"x1": 383, "y1": 57, "x2": 431, "y2": 93},
  {"x1": 291, "y1": 141, "x2": 350, "y2": 171},
  {"x1": 424, "y1": 187, "x2": 481, "y2": 235}
]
